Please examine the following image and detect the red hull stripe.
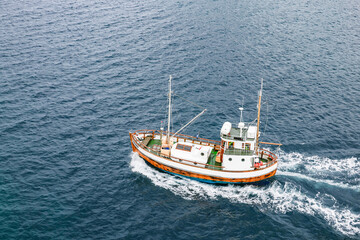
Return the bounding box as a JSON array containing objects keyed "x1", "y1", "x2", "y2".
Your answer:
[{"x1": 135, "y1": 149, "x2": 277, "y2": 183}]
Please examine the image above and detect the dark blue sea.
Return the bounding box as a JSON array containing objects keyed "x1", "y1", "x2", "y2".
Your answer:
[{"x1": 1, "y1": 0, "x2": 359, "y2": 239}]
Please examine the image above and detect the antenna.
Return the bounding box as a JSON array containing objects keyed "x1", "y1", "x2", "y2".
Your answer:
[
  {"x1": 239, "y1": 96, "x2": 245, "y2": 123},
  {"x1": 238, "y1": 97, "x2": 245, "y2": 138},
  {"x1": 239, "y1": 107, "x2": 244, "y2": 123}
]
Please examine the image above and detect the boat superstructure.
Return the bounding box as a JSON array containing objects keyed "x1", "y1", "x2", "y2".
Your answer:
[{"x1": 129, "y1": 76, "x2": 281, "y2": 184}]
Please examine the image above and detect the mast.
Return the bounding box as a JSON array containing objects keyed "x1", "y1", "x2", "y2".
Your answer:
[
  {"x1": 238, "y1": 107, "x2": 244, "y2": 138},
  {"x1": 239, "y1": 107, "x2": 244, "y2": 123},
  {"x1": 255, "y1": 78, "x2": 263, "y2": 154},
  {"x1": 167, "y1": 75, "x2": 172, "y2": 143}
]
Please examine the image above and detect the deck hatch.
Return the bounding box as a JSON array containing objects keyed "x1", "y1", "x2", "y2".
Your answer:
[{"x1": 176, "y1": 144, "x2": 192, "y2": 152}]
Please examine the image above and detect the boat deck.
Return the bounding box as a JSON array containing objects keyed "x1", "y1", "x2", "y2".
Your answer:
[
  {"x1": 206, "y1": 150, "x2": 221, "y2": 170},
  {"x1": 147, "y1": 138, "x2": 161, "y2": 148},
  {"x1": 260, "y1": 158, "x2": 270, "y2": 163},
  {"x1": 147, "y1": 139, "x2": 162, "y2": 153},
  {"x1": 136, "y1": 134, "x2": 277, "y2": 174},
  {"x1": 144, "y1": 138, "x2": 270, "y2": 164},
  {"x1": 144, "y1": 138, "x2": 222, "y2": 169}
]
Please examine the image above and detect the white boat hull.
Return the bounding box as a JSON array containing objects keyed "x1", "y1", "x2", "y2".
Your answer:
[{"x1": 130, "y1": 131, "x2": 278, "y2": 184}]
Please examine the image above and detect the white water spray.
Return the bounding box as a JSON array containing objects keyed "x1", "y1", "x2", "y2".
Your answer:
[{"x1": 129, "y1": 152, "x2": 360, "y2": 237}]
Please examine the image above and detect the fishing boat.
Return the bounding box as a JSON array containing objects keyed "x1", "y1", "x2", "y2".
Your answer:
[{"x1": 129, "y1": 76, "x2": 281, "y2": 184}]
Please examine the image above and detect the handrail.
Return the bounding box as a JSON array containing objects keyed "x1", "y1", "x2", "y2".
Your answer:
[
  {"x1": 132, "y1": 129, "x2": 221, "y2": 145},
  {"x1": 221, "y1": 134, "x2": 255, "y2": 141},
  {"x1": 224, "y1": 149, "x2": 254, "y2": 156},
  {"x1": 130, "y1": 131, "x2": 278, "y2": 172},
  {"x1": 259, "y1": 148, "x2": 278, "y2": 161},
  {"x1": 259, "y1": 148, "x2": 278, "y2": 167}
]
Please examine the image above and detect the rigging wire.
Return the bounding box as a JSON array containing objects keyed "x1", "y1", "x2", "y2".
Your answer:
[
  {"x1": 169, "y1": 92, "x2": 207, "y2": 134},
  {"x1": 172, "y1": 93, "x2": 205, "y2": 110},
  {"x1": 171, "y1": 95, "x2": 183, "y2": 134},
  {"x1": 272, "y1": 104, "x2": 283, "y2": 155},
  {"x1": 161, "y1": 93, "x2": 190, "y2": 135},
  {"x1": 263, "y1": 97, "x2": 269, "y2": 135}
]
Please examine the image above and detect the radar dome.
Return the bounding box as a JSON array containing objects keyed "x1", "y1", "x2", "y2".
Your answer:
[{"x1": 220, "y1": 122, "x2": 232, "y2": 135}]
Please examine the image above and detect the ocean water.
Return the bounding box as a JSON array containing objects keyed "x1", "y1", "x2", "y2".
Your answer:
[{"x1": 1, "y1": 0, "x2": 359, "y2": 239}]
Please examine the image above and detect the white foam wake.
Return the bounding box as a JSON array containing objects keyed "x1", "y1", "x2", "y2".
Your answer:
[
  {"x1": 276, "y1": 150, "x2": 360, "y2": 191},
  {"x1": 278, "y1": 151, "x2": 359, "y2": 178},
  {"x1": 129, "y1": 152, "x2": 360, "y2": 237},
  {"x1": 277, "y1": 171, "x2": 360, "y2": 192}
]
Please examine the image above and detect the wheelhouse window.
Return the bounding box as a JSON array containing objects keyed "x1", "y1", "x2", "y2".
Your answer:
[{"x1": 176, "y1": 144, "x2": 192, "y2": 152}]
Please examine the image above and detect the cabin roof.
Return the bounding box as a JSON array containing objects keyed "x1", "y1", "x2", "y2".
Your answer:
[{"x1": 221, "y1": 126, "x2": 255, "y2": 142}]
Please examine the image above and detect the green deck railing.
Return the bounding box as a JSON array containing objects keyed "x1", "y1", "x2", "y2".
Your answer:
[{"x1": 224, "y1": 149, "x2": 254, "y2": 156}]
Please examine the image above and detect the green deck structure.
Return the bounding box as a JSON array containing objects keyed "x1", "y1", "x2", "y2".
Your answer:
[
  {"x1": 206, "y1": 150, "x2": 222, "y2": 170},
  {"x1": 147, "y1": 139, "x2": 161, "y2": 148}
]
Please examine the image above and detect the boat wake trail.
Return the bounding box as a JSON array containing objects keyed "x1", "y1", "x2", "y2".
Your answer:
[
  {"x1": 130, "y1": 152, "x2": 360, "y2": 237},
  {"x1": 277, "y1": 150, "x2": 360, "y2": 191},
  {"x1": 277, "y1": 170, "x2": 359, "y2": 191}
]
